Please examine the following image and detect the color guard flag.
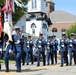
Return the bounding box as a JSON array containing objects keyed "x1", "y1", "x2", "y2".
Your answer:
[
  {"x1": 0, "y1": 8, "x2": 2, "y2": 32},
  {"x1": 3, "y1": 12, "x2": 13, "y2": 41},
  {"x1": 14, "y1": 0, "x2": 24, "y2": 8},
  {"x1": 0, "y1": 17, "x2": 2, "y2": 32}
]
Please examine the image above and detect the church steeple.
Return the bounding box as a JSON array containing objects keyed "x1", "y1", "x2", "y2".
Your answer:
[
  {"x1": 46, "y1": 0, "x2": 55, "y2": 13},
  {"x1": 28, "y1": 0, "x2": 46, "y2": 13}
]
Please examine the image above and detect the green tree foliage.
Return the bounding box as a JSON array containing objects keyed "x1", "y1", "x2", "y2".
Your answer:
[
  {"x1": 66, "y1": 22, "x2": 76, "y2": 38},
  {"x1": 0, "y1": 0, "x2": 5, "y2": 7},
  {"x1": 0, "y1": 0, "x2": 29, "y2": 24}
]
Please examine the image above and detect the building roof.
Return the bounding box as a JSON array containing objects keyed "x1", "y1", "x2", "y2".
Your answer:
[
  {"x1": 46, "y1": 0, "x2": 54, "y2": 3},
  {"x1": 49, "y1": 10, "x2": 76, "y2": 23}
]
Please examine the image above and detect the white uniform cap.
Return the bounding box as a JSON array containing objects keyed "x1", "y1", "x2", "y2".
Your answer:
[
  {"x1": 39, "y1": 32, "x2": 43, "y2": 35},
  {"x1": 14, "y1": 26, "x2": 20, "y2": 30}
]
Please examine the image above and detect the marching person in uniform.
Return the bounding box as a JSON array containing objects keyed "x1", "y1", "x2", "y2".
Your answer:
[
  {"x1": 25, "y1": 34, "x2": 34, "y2": 65},
  {"x1": 46, "y1": 36, "x2": 51, "y2": 65},
  {"x1": 4, "y1": 33, "x2": 13, "y2": 72},
  {"x1": 21, "y1": 35, "x2": 26, "y2": 65},
  {"x1": 72, "y1": 33, "x2": 76, "y2": 65},
  {"x1": 68, "y1": 33, "x2": 75, "y2": 65},
  {"x1": 52, "y1": 34, "x2": 58, "y2": 64},
  {"x1": 50, "y1": 36, "x2": 54, "y2": 65},
  {"x1": 36, "y1": 32, "x2": 46, "y2": 66},
  {"x1": 60, "y1": 32, "x2": 68, "y2": 67},
  {"x1": 13, "y1": 26, "x2": 22, "y2": 72},
  {"x1": 0, "y1": 30, "x2": 4, "y2": 70}
]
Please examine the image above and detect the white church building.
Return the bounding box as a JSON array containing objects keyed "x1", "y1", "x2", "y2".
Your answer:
[{"x1": 15, "y1": 0, "x2": 52, "y2": 40}]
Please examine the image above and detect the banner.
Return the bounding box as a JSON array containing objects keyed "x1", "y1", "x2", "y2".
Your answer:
[
  {"x1": 4, "y1": 12, "x2": 13, "y2": 41},
  {"x1": 1, "y1": 4, "x2": 6, "y2": 11},
  {"x1": 14, "y1": 0, "x2": 24, "y2": 8},
  {"x1": 0, "y1": 8, "x2": 2, "y2": 31}
]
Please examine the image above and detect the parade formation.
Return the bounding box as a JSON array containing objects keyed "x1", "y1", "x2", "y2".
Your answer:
[{"x1": 0, "y1": 0, "x2": 76, "y2": 73}]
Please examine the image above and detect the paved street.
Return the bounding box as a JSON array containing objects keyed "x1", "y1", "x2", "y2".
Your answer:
[{"x1": 0, "y1": 60, "x2": 76, "y2": 75}]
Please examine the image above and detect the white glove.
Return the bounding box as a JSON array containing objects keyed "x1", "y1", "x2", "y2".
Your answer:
[
  {"x1": 27, "y1": 41, "x2": 29, "y2": 43},
  {"x1": 0, "y1": 48, "x2": 2, "y2": 52},
  {"x1": 47, "y1": 42, "x2": 50, "y2": 45},
  {"x1": 9, "y1": 49, "x2": 13, "y2": 53},
  {"x1": 70, "y1": 40, "x2": 72, "y2": 42},
  {"x1": 16, "y1": 40, "x2": 20, "y2": 44},
  {"x1": 30, "y1": 41, "x2": 32, "y2": 43},
  {"x1": 61, "y1": 40, "x2": 64, "y2": 42},
  {"x1": 39, "y1": 41, "x2": 41, "y2": 43},
  {"x1": 6, "y1": 42, "x2": 9, "y2": 45}
]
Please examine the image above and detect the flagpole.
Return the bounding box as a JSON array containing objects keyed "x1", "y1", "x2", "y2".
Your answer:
[
  {"x1": 0, "y1": 7, "x2": 2, "y2": 31},
  {"x1": 13, "y1": 0, "x2": 15, "y2": 13}
]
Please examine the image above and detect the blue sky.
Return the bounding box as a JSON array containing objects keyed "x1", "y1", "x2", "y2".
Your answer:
[{"x1": 53, "y1": 0, "x2": 76, "y2": 15}]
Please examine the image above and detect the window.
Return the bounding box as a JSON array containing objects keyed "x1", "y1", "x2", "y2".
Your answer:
[
  {"x1": 32, "y1": 0, "x2": 37, "y2": 9},
  {"x1": 32, "y1": 29, "x2": 35, "y2": 34},
  {"x1": 61, "y1": 28, "x2": 66, "y2": 32},
  {"x1": 52, "y1": 28, "x2": 57, "y2": 32},
  {"x1": 31, "y1": 23, "x2": 36, "y2": 28},
  {"x1": 42, "y1": 23, "x2": 47, "y2": 29}
]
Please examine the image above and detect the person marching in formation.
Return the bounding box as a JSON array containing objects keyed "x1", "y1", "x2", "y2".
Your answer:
[
  {"x1": 25, "y1": 34, "x2": 34, "y2": 65},
  {"x1": 13, "y1": 26, "x2": 22, "y2": 72},
  {"x1": 36, "y1": 32, "x2": 46, "y2": 66},
  {"x1": 0, "y1": 30, "x2": 4, "y2": 70},
  {"x1": 60, "y1": 32, "x2": 69, "y2": 67},
  {"x1": 72, "y1": 33, "x2": 76, "y2": 65},
  {"x1": 21, "y1": 35, "x2": 26, "y2": 66},
  {"x1": 68, "y1": 33, "x2": 75, "y2": 65},
  {"x1": 52, "y1": 34, "x2": 58, "y2": 64},
  {"x1": 46, "y1": 36, "x2": 51, "y2": 65}
]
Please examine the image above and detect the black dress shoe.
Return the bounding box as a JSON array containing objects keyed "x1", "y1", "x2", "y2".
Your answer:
[
  {"x1": 22, "y1": 63, "x2": 25, "y2": 66},
  {"x1": 51, "y1": 63, "x2": 54, "y2": 65},
  {"x1": 16, "y1": 70, "x2": 21, "y2": 72},
  {"x1": 66, "y1": 64, "x2": 68, "y2": 66},
  {"x1": 5, "y1": 69, "x2": 9, "y2": 72},
  {"x1": 60, "y1": 65, "x2": 63, "y2": 67},
  {"x1": 47, "y1": 63, "x2": 49, "y2": 65},
  {"x1": 31, "y1": 62, "x2": 33, "y2": 65},
  {"x1": 74, "y1": 63, "x2": 76, "y2": 65},
  {"x1": 43, "y1": 64, "x2": 46, "y2": 66},
  {"x1": 37, "y1": 64, "x2": 40, "y2": 66},
  {"x1": 0, "y1": 64, "x2": 1, "y2": 70},
  {"x1": 69, "y1": 63, "x2": 72, "y2": 66},
  {"x1": 26, "y1": 63, "x2": 29, "y2": 65}
]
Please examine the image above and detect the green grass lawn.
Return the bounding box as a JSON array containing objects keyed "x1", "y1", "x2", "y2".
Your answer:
[
  {"x1": 0, "y1": 59, "x2": 15, "y2": 63},
  {"x1": 0, "y1": 59, "x2": 4, "y2": 63}
]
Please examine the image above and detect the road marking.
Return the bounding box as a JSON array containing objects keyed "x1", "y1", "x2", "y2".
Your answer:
[
  {"x1": 30, "y1": 64, "x2": 60, "y2": 70},
  {"x1": 0, "y1": 72, "x2": 17, "y2": 75},
  {"x1": 0, "y1": 64, "x2": 60, "y2": 75}
]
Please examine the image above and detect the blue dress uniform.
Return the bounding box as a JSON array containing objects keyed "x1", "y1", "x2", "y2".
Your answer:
[
  {"x1": 68, "y1": 33, "x2": 75, "y2": 65},
  {"x1": 13, "y1": 27, "x2": 22, "y2": 72},
  {"x1": 21, "y1": 35, "x2": 26, "y2": 65},
  {"x1": 50, "y1": 39, "x2": 54, "y2": 65},
  {"x1": 25, "y1": 35, "x2": 34, "y2": 65},
  {"x1": 52, "y1": 35, "x2": 58, "y2": 64},
  {"x1": 36, "y1": 35, "x2": 46, "y2": 66},
  {"x1": 4, "y1": 33, "x2": 13, "y2": 72},
  {"x1": 46, "y1": 36, "x2": 51, "y2": 65},
  {"x1": 60, "y1": 38, "x2": 65, "y2": 66},
  {"x1": 60, "y1": 33, "x2": 69, "y2": 67},
  {"x1": 73, "y1": 38, "x2": 76, "y2": 65},
  {"x1": 0, "y1": 32, "x2": 4, "y2": 70}
]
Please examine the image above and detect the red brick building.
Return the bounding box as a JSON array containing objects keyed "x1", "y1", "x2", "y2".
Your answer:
[{"x1": 46, "y1": 0, "x2": 76, "y2": 38}]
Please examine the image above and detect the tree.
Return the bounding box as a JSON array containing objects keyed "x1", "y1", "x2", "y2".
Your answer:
[
  {"x1": 0, "y1": 0, "x2": 29, "y2": 24},
  {"x1": 66, "y1": 22, "x2": 76, "y2": 38}
]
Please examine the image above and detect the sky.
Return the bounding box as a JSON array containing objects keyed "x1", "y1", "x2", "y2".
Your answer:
[{"x1": 53, "y1": 0, "x2": 76, "y2": 16}]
